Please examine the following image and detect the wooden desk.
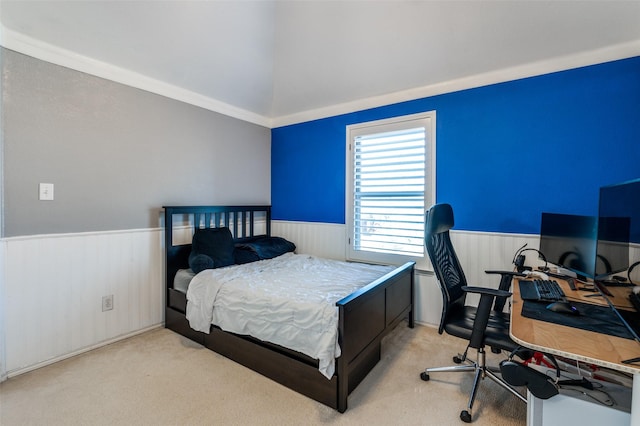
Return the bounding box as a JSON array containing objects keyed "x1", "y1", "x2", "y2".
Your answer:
[
  {"x1": 510, "y1": 277, "x2": 640, "y2": 425},
  {"x1": 510, "y1": 277, "x2": 640, "y2": 374}
]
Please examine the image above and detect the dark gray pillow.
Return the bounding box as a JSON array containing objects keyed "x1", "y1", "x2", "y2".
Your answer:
[
  {"x1": 188, "y1": 253, "x2": 215, "y2": 274},
  {"x1": 235, "y1": 236, "x2": 296, "y2": 261},
  {"x1": 233, "y1": 246, "x2": 261, "y2": 265},
  {"x1": 190, "y1": 227, "x2": 235, "y2": 270}
]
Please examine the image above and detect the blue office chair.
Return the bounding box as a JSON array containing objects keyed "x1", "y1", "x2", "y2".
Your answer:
[{"x1": 420, "y1": 203, "x2": 527, "y2": 423}]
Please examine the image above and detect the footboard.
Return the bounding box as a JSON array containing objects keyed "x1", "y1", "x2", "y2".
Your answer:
[{"x1": 335, "y1": 261, "x2": 415, "y2": 412}]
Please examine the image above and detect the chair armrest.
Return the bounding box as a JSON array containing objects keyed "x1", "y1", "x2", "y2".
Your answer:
[
  {"x1": 485, "y1": 270, "x2": 526, "y2": 277},
  {"x1": 462, "y1": 286, "x2": 512, "y2": 298},
  {"x1": 462, "y1": 286, "x2": 512, "y2": 349},
  {"x1": 484, "y1": 271, "x2": 522, "y2": 312}
]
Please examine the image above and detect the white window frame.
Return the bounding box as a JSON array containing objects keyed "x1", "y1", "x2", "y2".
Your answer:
[{"x1": 346, "y1": 111, "x2": 436, "y2": 269}]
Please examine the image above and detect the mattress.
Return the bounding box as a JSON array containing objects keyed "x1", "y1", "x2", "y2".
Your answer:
[
  {"x1": 185, "y1": 252, "x2": 394, "y2": 379},
  {"x1": 173, "y1": 268, "x2": 195, "y2": 293}
]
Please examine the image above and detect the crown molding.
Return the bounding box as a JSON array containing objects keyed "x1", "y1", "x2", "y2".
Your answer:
[
  {"x1": 271, "y1": 40, "x2": 640, "y2": 128},
  {"x1": 2, "y1": 25, "x2": 639, "y2": 130},
  {"x1": 0, "y1": 26, "x2": 271, "y2": 128}
]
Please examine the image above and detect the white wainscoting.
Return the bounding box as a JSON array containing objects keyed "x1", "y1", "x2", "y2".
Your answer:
[
  {"x1": 272, "y1": 220, "x2": 347, "y2": 261},
  {"x1": 630, "y1": 244, "x2": 640, "y2": 284},
  {"x1": 0, "y1": 228, "x2": 164, "y2": 379},
  {"x1": 0, "y1": 241, "x2": 6, "y2": 379},
  {"x1": 273, "y1": 220, "x2": 542, "y2": 326},
  {"x1": 2, "y1": 221, "x2": 635, "y2": 380}
]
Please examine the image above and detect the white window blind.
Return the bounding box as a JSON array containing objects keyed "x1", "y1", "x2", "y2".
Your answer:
[
  {"x1": 345, "y1": 111, "x2": 436, "y2": 269},
  {"x1": 353, "y1": 127, "x2": 426, "y2": 256}
]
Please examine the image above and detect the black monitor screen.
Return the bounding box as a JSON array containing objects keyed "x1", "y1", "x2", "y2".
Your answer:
[
  {"x1": 596, "y1": 178, "x2": 640, "y2": 277},
  {"x1": 539, "y1": 213, "x2": 598, "y2": 279},
  {"x1": 599, "y1": 178, "x2": 640, "y2": 244},
  {"x1": 595, "y1": 216, "x2": 630, "y2": 277}
]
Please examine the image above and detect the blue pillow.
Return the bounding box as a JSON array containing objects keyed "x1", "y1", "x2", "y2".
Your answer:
[
  {"x1": 190, "y1": 227, "x2": 235, "y2": 271},
  {"x1": 233, "y1": 247, "x2": 261, "y2": 265},
  {"x1": 235, "y1": 236, "x2": 296, "y2": 261},
  {"x1": 188, "y1": 253, "x2": 215, "y2": 274}
]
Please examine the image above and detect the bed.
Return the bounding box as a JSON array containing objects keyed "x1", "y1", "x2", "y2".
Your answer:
[{"x1": 163, "y1": 205, "x2": 415, "y2": 412}]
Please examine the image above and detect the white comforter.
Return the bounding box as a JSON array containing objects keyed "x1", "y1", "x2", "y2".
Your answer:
[{"x1": 185, "y1": 253, "x2": 394, "y2": 379}]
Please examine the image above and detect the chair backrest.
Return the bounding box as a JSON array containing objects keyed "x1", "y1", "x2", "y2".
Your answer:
[{"x1": 424, "y1": 203, "x2": 468, "y2": 334}]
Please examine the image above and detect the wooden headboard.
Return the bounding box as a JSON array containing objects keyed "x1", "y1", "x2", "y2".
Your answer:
[{"x1": 163, "y1": 205, "x2": 272, "y2": 290}]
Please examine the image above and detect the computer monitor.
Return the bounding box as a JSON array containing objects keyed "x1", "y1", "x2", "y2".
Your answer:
[
  {"x1": 539, "y1": 212, "x2": 598, "y2": 280},
  {"x1": 596, "y1": 178, "x2": 640, "y2": 279},
  {"x1": 595, "y1": 216, "x2": 630, "y2": 278},
  {"x1": 599, "y1": 178, "x2": 640, "y2": 242},
  {"x1": 596, "y1": 179, "x2": 640, "y2": 347}
]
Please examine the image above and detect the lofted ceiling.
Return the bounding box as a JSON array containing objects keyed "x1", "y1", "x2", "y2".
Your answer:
[{"x1": 1, "y1": 0, "x2": 640, "y2": 127}]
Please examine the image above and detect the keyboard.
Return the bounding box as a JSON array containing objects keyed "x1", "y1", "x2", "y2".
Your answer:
[{"x1": 519, "y1": 279, "x2": 566, "y2": 302}]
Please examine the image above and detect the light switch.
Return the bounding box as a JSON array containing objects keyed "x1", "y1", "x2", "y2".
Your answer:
[{"x1": 39, "y1": 183, "x2": 54, "y2": 201}]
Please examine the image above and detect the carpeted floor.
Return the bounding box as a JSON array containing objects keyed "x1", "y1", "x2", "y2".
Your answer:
[{"x1": 0, "y1": 323, "x2": 526, "y2": 425}]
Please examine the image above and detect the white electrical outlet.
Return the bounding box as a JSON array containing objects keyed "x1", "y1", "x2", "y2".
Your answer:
[
  {"x1": 39, "y1": 183, "x2": 54, "y2": 201},
  {"x1": 102, "y1": 295, "x2": 114, "y2": 312}
]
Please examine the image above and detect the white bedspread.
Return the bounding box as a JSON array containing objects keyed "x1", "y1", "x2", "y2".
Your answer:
[{"x1": 185, "y1": 253, "x2": 394, "y2": 379}]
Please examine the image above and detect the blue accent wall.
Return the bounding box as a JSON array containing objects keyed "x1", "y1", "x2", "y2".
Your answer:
[{"x1": 272, "y1": 56, "x2": 640, "y2": 235}]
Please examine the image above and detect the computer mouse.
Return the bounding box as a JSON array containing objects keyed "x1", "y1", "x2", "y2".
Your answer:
[{"x1": 546, "y1": 301, "x2": 580, "y2": 315}]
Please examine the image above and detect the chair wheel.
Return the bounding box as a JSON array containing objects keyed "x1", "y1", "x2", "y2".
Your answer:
[
  {"x1": 420, "y1": 372, "x2": 430, "y2": 381},
  {"x1": 453, "y1": 356, "x2": 462, "y2": 364},
  {"x1": 460, "y1": 410, "x2": 472, "y2": 423}
]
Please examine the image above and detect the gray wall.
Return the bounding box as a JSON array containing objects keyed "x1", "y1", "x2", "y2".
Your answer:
[{"x1": 1, "y1": 49, "x2": 271, "y2": 237}]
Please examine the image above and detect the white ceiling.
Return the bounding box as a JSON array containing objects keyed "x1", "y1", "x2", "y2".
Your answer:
[{"x1": 2, "y1": 1, "x2": 640, "y2": 127}]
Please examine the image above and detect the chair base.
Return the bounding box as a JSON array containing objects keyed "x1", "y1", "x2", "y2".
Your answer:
[{"x1": 421, "y1": 347, "x2": 527, "y2": 423}]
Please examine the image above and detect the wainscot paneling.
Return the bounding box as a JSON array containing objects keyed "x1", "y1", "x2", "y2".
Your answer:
[
  {"x1": 448, "y1": 230, "x2": 542, "y2": 309},
  {"x1": 630, "y1": 244, "x2": 640, "y2": 284},
  {"x1": 0, "y1": 240, "x2": 6, "y2": 380},
  {"x1": 0, "y1": 228, "x2": 164, "y2": 379},
  {"x1": 3, "y1": 223, "x2": 633, "y2": 379},
  {"x1": 273, "y1": 220, "x2": 542, "y2": 325},
  {"x1": 272, "y1": 220, "x2": 347, "y2": 261}
]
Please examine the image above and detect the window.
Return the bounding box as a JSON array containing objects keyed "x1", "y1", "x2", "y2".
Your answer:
[{"x1": 346, "y1": 112, "x2": 435, "y2": 267}]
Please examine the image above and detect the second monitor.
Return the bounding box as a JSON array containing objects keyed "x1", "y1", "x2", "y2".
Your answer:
[{"x1": 539, "y1": 212, "x2": 598, "y2": 280}]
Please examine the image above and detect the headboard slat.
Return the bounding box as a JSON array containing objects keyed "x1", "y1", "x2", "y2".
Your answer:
[
  {"x1": 233, "y1": 212, "x2": 238, "y2": 238},
  {"x1": 163, "y1": 205, "x2": 272, "y2": 293}
]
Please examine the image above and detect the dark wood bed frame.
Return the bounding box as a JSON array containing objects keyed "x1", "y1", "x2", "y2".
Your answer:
[{"x1": 163, "y1": 205, "x2": 415, "y2": 412}]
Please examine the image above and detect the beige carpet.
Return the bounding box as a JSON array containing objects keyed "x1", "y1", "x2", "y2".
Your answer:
[{"x1": 0, "y1": 324, "x2": 526, "y2": 425}]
